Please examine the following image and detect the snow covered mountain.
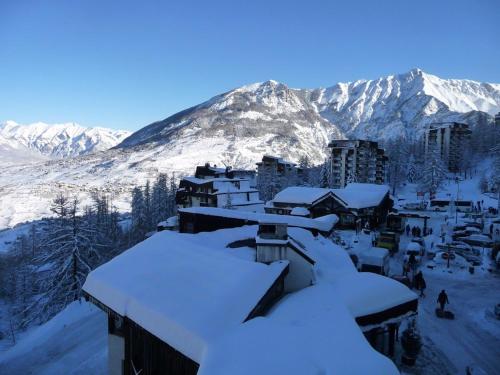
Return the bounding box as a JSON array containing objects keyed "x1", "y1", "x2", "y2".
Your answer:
[
  {"x1": 0, "y1": 121, "x2": 131, "y2": 159},
  {"x1": 307, "y1": 68, "x2": 499, "y2": 139},
  {"x1": 118, "y1": 79, "x2": 342, "y2": 165},
  {"x1": 1, "y1": 69, "x2": 499, "y2": 229}
]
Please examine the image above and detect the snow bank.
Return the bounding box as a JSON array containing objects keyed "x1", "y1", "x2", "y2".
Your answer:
[{"x1": 83, "y1": 230, "x2": 288, "y2": 363}]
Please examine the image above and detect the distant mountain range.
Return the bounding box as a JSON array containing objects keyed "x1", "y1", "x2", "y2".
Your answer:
[
  {"x1": 0, "y1": 121, "x2": 130, "y2": 161},
  {"x1": 0, "y1": 69, "x2": 499, "y2": 229}
]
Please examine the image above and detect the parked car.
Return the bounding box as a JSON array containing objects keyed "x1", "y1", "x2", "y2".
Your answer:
[
  {"x1": 465, "y1": 226, "x2": 481, "y2": 234},
  {"x1": 436, "y1": 241, "x2": 475, "y2": 254},
  {"x1": 403, "y1": 201, "x2": 427, "y2": 210},
  {"x1": 463, "y1": 221, "x2": 483, "y2": 230},
  {"x1": 457, "y1": 234, "x2": 494, "y2": 248},
  {"x1": 452, "y1": 229, "x2": 482, "y2": 240}
]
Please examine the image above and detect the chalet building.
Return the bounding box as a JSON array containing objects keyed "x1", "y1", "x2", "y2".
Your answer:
[
  {"x1": 328, "y1": 140, "x2": 387, "y2": 188},
  {"x1": 265, "y1": 184, "x2": 393, "y2": 229},
  {"x1": 332, "y1": 183, "x2": 393, "y2": 229},
  {"x1": 424, "y1": 122, "x2": 472, "y2": 172},
  {"x1": 175, "y1": 164, "x2": 262, "y2": 211},
  {"x1": 265, "y1": 186, "x2": 349, "y2": 218},
  {"x1": 83, "y1": 221, "x2": 417, "y2": 375},
  {"x1": 256, "y1": 155, "x2": 302, "y2": 198},
  {"x1": 194, "y1": 163, "x2": 256, "y2": 186}
]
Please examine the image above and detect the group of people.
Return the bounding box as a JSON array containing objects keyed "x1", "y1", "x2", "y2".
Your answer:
[{"x1": 405, "y1": 224, "x2": 433, "y2": 237}]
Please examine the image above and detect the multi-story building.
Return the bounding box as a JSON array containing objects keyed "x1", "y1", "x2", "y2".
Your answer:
[
  {"x1": 175, "y1": 163, "x2": 262, "y2": 211},
  {"x1": 256, "y1": 155, "x2": 302, "y2": 200},
  {"x1": 328, "y1": 140, "x2": 387, "y2": 188},
  {"x1": 424, "y1": 122, "x2": 471, "y2": 172}
]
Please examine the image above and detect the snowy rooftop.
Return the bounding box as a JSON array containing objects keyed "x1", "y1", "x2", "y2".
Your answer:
[
  {"x1": 83, "y1": 230, "x2": 288, "y2": 363},
  {"x1": 359, "y1": 246, "x2": 389, "y2": 264},
  {"x1": 84, "y1": 225, "x2": 417, "y2": 374},
  {"x1": 332, "y1": 183, "x2": 390, "y2": 209},
  {"x1": 198, "y1": 283, "x2": 400, "y2": 375},
  {"x1": 272, "y1": 186, "x2": 334, "y2": 205},
  {"x1": 179, "y1": 206, "x2": 338, "y2": 232}
]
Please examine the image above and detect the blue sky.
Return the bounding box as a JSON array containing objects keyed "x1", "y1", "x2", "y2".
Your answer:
[{"x1": 1, "y1": 0, "x2": 499, "y2": 131}]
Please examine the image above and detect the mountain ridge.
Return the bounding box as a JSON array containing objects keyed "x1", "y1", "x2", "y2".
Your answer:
[
  {"x1": 0, "y1": 69, "x2": 499, "y2": 229},
  {"x1": 0, "y1": 121, "x2": 131, "y2": 160}
]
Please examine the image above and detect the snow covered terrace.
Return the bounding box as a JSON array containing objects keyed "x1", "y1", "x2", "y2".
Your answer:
[{"x1": 83, "y1": 225, "x2": 417, "y2": 374}]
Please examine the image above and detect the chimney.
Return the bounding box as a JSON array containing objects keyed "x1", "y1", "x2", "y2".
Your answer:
[{"x1": 256, "y1": 222, "x2": 288, "y2": 264}]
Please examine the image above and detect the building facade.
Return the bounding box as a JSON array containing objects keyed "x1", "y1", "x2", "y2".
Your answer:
[
  {"x1": 424, "y1": 122, "x2": 471, "y2": 172},
  {"x1": 175, "y1": 164, "x2": 262, "y2": 211},
  {"x1": 328, "y1": 140, "x2": 387, "y2": 188},
  {"x1": 256, "y1": 155, "x2": 302, "y2": 200}
]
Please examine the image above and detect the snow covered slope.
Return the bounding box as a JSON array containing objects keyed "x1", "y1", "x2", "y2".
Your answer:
[
  {"x1": 0, "y1": 121, "x2": 131, "y2": 158},
  {"x1": 0, "y1": 301, "x2": 107, "y2": 375},
  {"x1": 118, "y1": 79, "x2": 342, "y2": 165}
]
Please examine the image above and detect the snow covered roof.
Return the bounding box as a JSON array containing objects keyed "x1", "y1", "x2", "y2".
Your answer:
[
  {"x1": 83, "y1": 230, "x2": 288, "y2": 363},
  {"x1": 332, "y1": 183, "x2": 390, "y2": 209},
  {"x1": 179, "y1": 206, "x2": 338, "y2": 233},
  {"x1": 84, "y1": 224, "x2": 417, "y2": 375},
  {"x1": 359, "y1": 247, "x2": 389, "y2": 265},
  {"x1": 272, "y1": 186, "x2": 333, "y2": 205},
  {"x1": 198, "y1": 284, "x2": 400, "y2": 375}
]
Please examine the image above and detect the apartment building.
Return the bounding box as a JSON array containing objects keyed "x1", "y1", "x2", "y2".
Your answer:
[
  {"x1": 328, "y1": 140, "x2": 387, "y2": 188},
  {"x1": 424, "y1": 122, "x2": 471, "y2": 172}
]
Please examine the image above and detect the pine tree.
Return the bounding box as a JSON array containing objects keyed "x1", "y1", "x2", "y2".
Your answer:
[
  {"x1": 319, "y1": 157, "x2": 334, "y2": 188},
  {"x1": 144, "y1": 180, "x2": 153, "y2": 230},
  {"x1": 34, "y1": 195, "x2": 100, "y2": 321},
  {"x1": 131, "y1": 187, "x2": 147, "y2": 242},
  {"x1": 419, "y1": 148, "x2": 448, "y2": 196}
]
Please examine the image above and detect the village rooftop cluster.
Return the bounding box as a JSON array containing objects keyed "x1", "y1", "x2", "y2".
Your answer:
[{"x1": 81, "y1": 121, "x2": 500, "y2": 375}]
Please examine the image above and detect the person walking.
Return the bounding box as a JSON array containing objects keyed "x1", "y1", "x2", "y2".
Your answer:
[
  {"x1": 414, "y1": 271, "x2": 426, "y2": 297},
  {"x1": 437, "y1": 290, "x2": 449, "y2": 311},
  {"x1": 406, "y1": 224, "x2": 411, "y2": 236}
]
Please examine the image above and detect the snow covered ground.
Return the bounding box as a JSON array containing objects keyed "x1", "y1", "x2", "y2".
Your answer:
[{"x1": 0, "y1": 301, "x2": 107, "y2": 375}]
